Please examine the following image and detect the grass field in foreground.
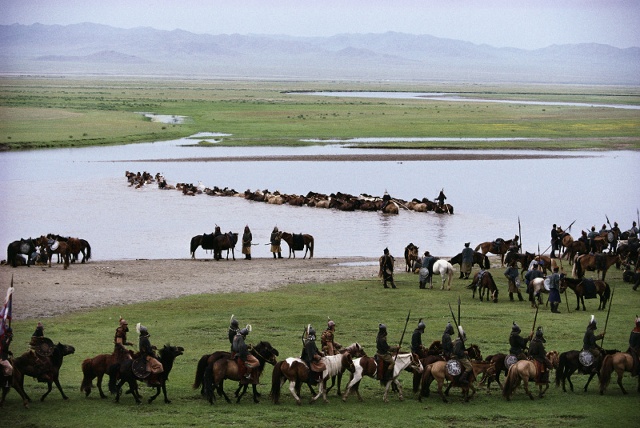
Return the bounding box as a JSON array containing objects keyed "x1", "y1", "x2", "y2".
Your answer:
[
  {"x1": 0, "y1": 78, "x2": 639, "y2": 151},
  {"x1": 2, "y1": 263, "x2": 638, "y2": 427}
]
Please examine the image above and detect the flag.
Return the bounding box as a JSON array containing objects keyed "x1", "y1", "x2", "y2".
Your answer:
[{"x1": 0, "y1": 286, "x2": 13, "y2": 347}]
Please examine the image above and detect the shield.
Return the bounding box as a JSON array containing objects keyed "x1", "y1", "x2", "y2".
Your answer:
[
  {"x1": 33, "y1": 337, "x2": 55, "y2": 357},
  {"x1": 578, "y1": 350, "x2": 595, "y2": 367},
  {"x1": 48, "y1": 239, "x2": 59, "y2": 251},
  {"x1": 504, "y1": 354, "x2": 518, "y2": 370},
  {"x1": 543, "y1": 277, "x2": 551, "y2": 291},
  {"x1": 608, "y1": 231, "x2": 615, "y2": 243},
  {"x1": 132, "y1": 357, "x2": 151, "y2": 379},
  {"x1": 446, "y1": 359, "x2": 462, "y2": 376},
  {"x1": 19, "y1": 242, "x2": 31, "y2": 254}
]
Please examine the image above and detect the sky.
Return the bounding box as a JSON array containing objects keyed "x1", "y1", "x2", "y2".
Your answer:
[{"x1": 2, "y1": 0, "x2": 639, "y2": 50}]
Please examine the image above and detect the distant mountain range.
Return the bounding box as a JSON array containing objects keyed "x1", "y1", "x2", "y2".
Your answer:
[{"x1": 1, "y1": 22, "x2": 638, "y2": 84}]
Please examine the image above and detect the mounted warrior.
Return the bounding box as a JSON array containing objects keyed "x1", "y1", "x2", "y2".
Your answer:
[
  {"x1": 300, "y1": 325, "x2": 326, "y2": 383},
  {"x1": 581, "y1": 315, "x2": 605, "y2": 373}
]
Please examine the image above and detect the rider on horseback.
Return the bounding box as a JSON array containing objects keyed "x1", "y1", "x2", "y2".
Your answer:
[
  {"x1": 509, "y1": 322, "x2": 531, "y2": 361},
  {"x1": 137, "y1": 323, "x2": 164, "y2": 374},
  {"x1": 453, "y1": 326, "x2": 472, "y2": 385},
  {"x1": 411, "y1": 319, "x2": 427, "y2": 357},
  {"x1": 113, "y1": 317, "x2": 133, "y2": 362},
  {"x1": 301, "y1": 325, "x2": 326, "y2": 383},
  {"x1": 528, "y1": 327, "x2": 552, "y2": 383},
  {"x1": 232, "y1": 328, "x2": 259, "y2": 380},
  {"x1": 321, "y1": 319, "x2": 341, "y2": 356},
  {"x1": 441, "y1": 322, "x2": 455, "y2": 359},
  {"x1": 228, "y1": 315, "x2": 240, "y2": 350},
  {"x1": 628, "y1": 316, "x2": 640, "y2": 376},
  {"x1": 582, "y1": 315, "x2": 605, "y2": 372},
  {"x1": 376, "y1": 323, "x2": 397, "y2": 381}
]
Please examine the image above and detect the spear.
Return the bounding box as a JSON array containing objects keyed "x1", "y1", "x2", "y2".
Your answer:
[
  {"x1": 566, "y1": 219, "x2": 577, "y2": 232},
  {"x1": 518, "y1": 216, "x2": 522, "y2": 251},
  {"x1": 531, "y1": 297, "x2": 540, "y2": 336},
  {"x1": 605, "y1": 215, "x2": 612, "y2": 229},
  {"x1": 601, "y1": 285, "x2": 615, "y2": 348},
  {"x1": 457, "y1": 295, "x2": 461, "y2": 327},
  {"x1": 448, "y1": 303, "x2": 464, "y2": 343},
  {"x1": 8, "y1": 274, "x2": 13, "y2": 328},
  {"x1": 394, "y1": 310, "x2": 411, "y2": 364}
]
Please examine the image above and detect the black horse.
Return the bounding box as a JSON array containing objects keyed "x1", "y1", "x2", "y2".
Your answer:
[
  {"x1": 450, "y1": 251, "x2": 490, "y2": 270},
  {"x1": 7, "y1": 238, "x2": 36, "y2": 267},
  {"x1": 555, "y1": 348, "x2": 619, "y2": 393},
  {"x1": 109, "y1": 344, "x2": 184, "y2": 404},
  {"x1": 213, "y1": 232, "x2": 238, "y2": 261},
  {"x1": 191, "y1": 233, "x2": 216, "y2": 259}
]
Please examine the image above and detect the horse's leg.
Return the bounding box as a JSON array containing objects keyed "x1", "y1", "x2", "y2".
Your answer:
[
  {"x1": 288, "y1": 380, "x2": 301, "y2": 405},
  {"x1": 97, "y1": 373, "x2": 107, "y2": 399},
  {"x1": 395, "y1": 379, "x2": 404, "y2": 401},
  {"x1": 616, "y1": 369, "x2": 628, "y2": 395},
  {"x1": 148, "y1": 386, "x2": 161, "y2": 403},
  {"x1": 382, "y1": 380, "x2": 392, "y2": 403},
  {"x1": 437, "y1": 379, "x2": 447, "y2": 403},
  {"x1": 566, "y1": 368, "x2": 575, "y2": 392},
  {"x1": 40, "y1": 381, "x2": 53, "y2": 402},
  {"x1": 583, "y1": 372, "x2": 597, "y2": 392},
  {"x1": 580, "y1": 296, "x2": 586, "y2": 311},
  {"x1": 523, "y1": 377, "x2": 534, "y2": 400}
]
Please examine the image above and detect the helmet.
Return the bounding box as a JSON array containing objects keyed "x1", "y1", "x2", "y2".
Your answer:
[
  {"x1": 444, "y1": 322, "x2": 454, "y2": 335},
  {"x1": 273, "y1": 226, "x2": 279, "y2": 233},
  {"x1": 378, "y1": 323, "x2": 387, "y2": 331},
  {"x1": 239, "y1": 328, "x2": 249, "y2": 336},
  {"x1": 230, "y1": 318, "x2": 239, "y2": 328},
  {"x1": 308, "y1": 326, "x2": 316, "y2": 337},
  {"x1": 119, "y1": 317, "x2": 128, "y2": 326},
  {"x1": 136, "y1": 323, "x2": 149, "y2": 336},
  {"x1": 588, "y1": 315, "x2": 597, "y2": 329},
  {"x1": 383, "y1": 248, "x2": 389, "y2": 255},
  {"x1": 636, "y1": 315, "x2": 640, "y2": 328},
  {"x1": 327, "y1": 320, "x2": 336, "y2": 329},
  {"x1": 417, "y1": 319, "x2": 426, "y2": 331},
  {"x1": 512, "y1": 322, "x2": 521, "y2": 333}
]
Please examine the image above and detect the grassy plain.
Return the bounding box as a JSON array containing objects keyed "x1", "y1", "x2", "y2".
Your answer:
[
  {"x1": 2, "y1": 265, "x2": 638, "y2": 427},
  {"x1": 0, "y1": 77, "x2": 639, "y2": 150}
]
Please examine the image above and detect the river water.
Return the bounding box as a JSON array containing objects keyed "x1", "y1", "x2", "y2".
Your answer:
[{"x1": 1, "y1": 132, "x2": 638, "y2": 261}]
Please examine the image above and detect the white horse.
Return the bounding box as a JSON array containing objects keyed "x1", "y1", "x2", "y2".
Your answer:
[
  {"x1": 310, "y1": 353, "x2": 355, "y2": 402},
  {"x1": 433, "y1": 259, "x2": 455, "y2": 290}
]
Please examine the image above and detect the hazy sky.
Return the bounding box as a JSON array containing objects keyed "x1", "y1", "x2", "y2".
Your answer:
[{"x1": 2, "y1": 0, "x2": 639, "y2": 50}]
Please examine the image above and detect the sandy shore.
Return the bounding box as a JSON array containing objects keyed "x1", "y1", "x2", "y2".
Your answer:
[{"x1": 1, "y1": 257, "x2": 380, "y2": 320}]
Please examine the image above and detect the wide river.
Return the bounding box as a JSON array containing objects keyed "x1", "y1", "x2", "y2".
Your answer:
[{"x1": 1, "y1": 131, "x2": 638, "y2": 261}]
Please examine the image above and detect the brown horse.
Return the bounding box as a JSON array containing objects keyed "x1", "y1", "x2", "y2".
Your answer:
[
  {"x1": 504, "y1": 250, "x2": 536, "y2": 276},
  {"x1": 475, "y1": 238, "x2": 515, "y2": 266},
  {"x1": 80, "y1": 346, "x2": 133, "y2": 398},
  {"x1": 573, "y1": 253, "x2": 620, "y2": 281},
  {"x1": 449, "y1": 251, "x2": 491, "y2": 271},
  {"x1": 559, "y1": 275, "x2": 610, "y2": 311},
  {"x1": 0, "y1": 362, "x2": 30, "y2": 408},
  {"x1": 270, "y1": 357, "x2": 321, "y2": 405},
  {"x1": 419, "y1": 360, "x2": 494, "y2": 402},
  {"x1": 563, "y1": 240, "x2": 587, "y2": 264},
  {"x1": 481, "y1": 353, "x2": 511, "y2": 391},
  {"x1": 280, "y1": 232, "x2": 314, "y2": 259},
  {"x1": 555, "y1": 348, "x2": 619, "y2": 393},
  {"x1": 37, "y1": 236, "x2": 70, "y2": 269},
  {"x1": 203, "y1": 341, "x2": 279, "y2": 404},
  {"x1": 213, "y1": 232, "x2": 238, "y2": 261},
  {"x1": 502, "y1": 351, "x2": 558, "y2": 400},
  {"x1": 599, "y1": 352, "x2": 639, "y2": 395},
  {"x1": 468, "y1": 271, "x2": 499, "y2": 303},
  {"x1": 13, "y1": 342, "x2": 75, "y2": 402},
  {"x1": 47, "y1": 234, "x2": 91, "y2": 263},
  {"x1": 404, "y1": 243, "x2": 419, "y2": 272}
]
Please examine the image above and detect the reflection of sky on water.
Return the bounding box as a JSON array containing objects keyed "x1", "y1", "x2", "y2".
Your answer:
[{"x1": 1, "y1": 136, "x2": 638, "y2": 260}]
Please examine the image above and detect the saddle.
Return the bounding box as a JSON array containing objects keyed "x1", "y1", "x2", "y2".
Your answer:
[
  {"x1": 582, "y1": 279, "x2": 597, "y2": 299},
  {"x1": 533, "y1": 359, "x2": 548, "y2": 384},
  {"x1": 292, "y1": 234, "x2": 305, "y2": 251},
  {"x1": 492, "y1": 239, "x2": 504, "y2": 253}
]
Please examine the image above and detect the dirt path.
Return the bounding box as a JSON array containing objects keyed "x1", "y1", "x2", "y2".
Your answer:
[{"x1": 1, "y1": 257, "x2": 380, "y2": 320}]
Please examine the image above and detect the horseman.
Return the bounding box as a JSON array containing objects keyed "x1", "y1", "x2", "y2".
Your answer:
[
  {"x1": 411, "y1": 319, "x2": 427, "y2": 357},
  {"x1": 588, "y1": 226, "x2": 598, "y2": 254},
  {"x1": 232, "y1": 328, "x2": 258, "y2": 380},
  {"x1": 524, "y1": 261, "x2": 544, "y2": 307},
  {"x1": 441, "y1": 322, "x2": 455, "y2": 359},
  {"x1": 380, "y1": 248, "x2": 396, "y2": 289},
  {"x1": 321, "y1": 319, "x2": 342, "y2": 356},
  {"x1": 548, "y1": 267, "x2": 562, "y2": 313},
  {"x1": 460, "y1": 242, "x2": 474, "y2": 279},
  {"x1": 381, "y1": 190, "x2": 391, "y2": 210},
  {"x1": 436, "y1": 189, "x2": 447, "y2": 206},
  {"x1": 270, "y1": 226, "x2": 283, "y2": 259},
  {"x1": 241, "y1": 225, "x2": 252, "y2": 260},
  {"x1": 300, "y1": 325, "x2": 325, "y2": 383},
  {"x1": 510, "y1": 234, "x2": 520, "y2": 252},
  {"x1": 508, "y1": 322, "x2": 531, "y2": 361},
  {"x1": 582, "y1": 315, "x2": 605, "y2": 372},
  {"x1": 228, "y1": 315, "x2": 240, "y2": 350},
  {"x1": 628, "y1": 316, "x2": 640, "y2": 377},
  {"x1": 137, "y1": 323, "x2": 164, "y2": 374},
  {"x1": 610, "y1": 221, "x2": 621, "y2": 253},
  {"x1": 504, "y1": 261, "x2": 524, "y2": 301},
  {"x1": 376, "y1": 323, "x2": 397, "y2": 381},
  {"x1": 528, "y1": 327, "x2": 552, "y2": 382},
  {"x1": 0, "y1": 326, "x2": 13, "y2": 377},
  {"x1": 29, "y1": 322, "x2": 52, "y2": 359},
  {"x1": 113, "y1": 317, "x2": 133, "y2": 362},
  {"x1": 452, "y1": 326, "x2": 472, "y2": 385},
  {"x1": 419, "y1": 251, "x2": 435, "y2": 289}
]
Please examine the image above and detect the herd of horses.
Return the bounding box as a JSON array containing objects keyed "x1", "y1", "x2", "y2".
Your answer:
[
  {"x1": 6, "y1": 234, "x2": 91, "y2": 269},
  {"x1": 127, "y1": 171, "x2": 454, "y2": 215}
]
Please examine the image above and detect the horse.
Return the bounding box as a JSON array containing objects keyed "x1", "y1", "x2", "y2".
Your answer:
[
  {"x1": 52, "y1": 235, "x2": 91, "y2": 263},
  {"x1": 270, "y1": 357, "x2": 325, "y2": 405},
  {"x1": 573, "y1": 253, "x2": 620, "y2": 281},
  {"x1": 108, "y1": 344, "x2": 184, "y2": 404},
  {"x1": 555, "y1": 348, "x2": 619, "y2": 393},
  {"x1": 559, "y1": 275, "x2": 610, "y2": 311},
  {"x1": 432, "y1": 259, "x2": 455, "y2": 290},
  {"x1": 36, "y1": 235, "x2": 70, "y2": 269},
  {"x1": 563, "y1": 240, "x2": 587, "y2": 264},
  {"x1": 504, "y1": 250, "x2": 536, "y2": 276},
  {"x1": 480, "y1": 353, "x2": 510, "y2": 392},
  {"x1": 341, "y1": 353, "x2": 423, "y2": 403},
  {"x1": 6, "y1": 238, "x2": 36, "y2": 267},
  {"x1": 528, "y1": 277, "x2": 549, "y2": 306},
  {"x1": 190, "y1": 233, "x2": 217, "y2": 259},
  {"x1": 80, "y1": 345, "x2": 133, "y2": 398},
  {"x1": 468, "y1": 270, "x2": 499, "y2": 303},
  {"x1": 0, "y1": 362, "x2": 30, "y2": 408},
  {"x1": 322, "y1": 343, "x2": 366, "y2": 396},
  {"x1": 13, "y1": 342, "x2": 75, "y2": 402},
  {"x1": 502, "y1": 351, "x2": 559, "y2": 400},
  {"x1": 404, "y1": 243, "x2": 419, "y2": 272},
  {"x1": 203, "y1": 341, "x2": 279, "y2": 404},
  {"x1": 381, "y1": 201, "x2": 399, "y2": 214},
  {"x1": 450, "y1": 251, "x2": 490, "y2": 271},
  {"x1": 420, "y1": 360, "x2": 494, "y2": 402},
  {"x1": 213, "y1": 232, "x2": 238, "y2": 261},
  {"x1": 599, "y1": 352, "x2": 639, "y2": 395},
  {"x1": 280, "y1": 232, "x2": 314, "y2": 259},
  {"x1": 413, "y1": 343, "x2": 483, "y2": 393},
  {"x1": 310, "y1": 353, "x2": 356, "y2": 403},
  {"x1": 475, "y1": 238, "x2": 515, "y2": 266}
]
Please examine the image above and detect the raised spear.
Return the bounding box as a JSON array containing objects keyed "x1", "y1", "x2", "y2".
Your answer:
[
  {"x1": 457, "y1": 295, "x2": 461, "y2": 327},
  {"x1": 448, "y1": 303, "x2": 464, "y2": 343},
  {"x1": 394, "y1": 310, "x2": 411, "y2": 364},
  {"x1": 518, "y1": 216, "x2": 522, "y2": 252},
  {"x1": 601, "y1": 285, "x2": 615, "y2": 348}
]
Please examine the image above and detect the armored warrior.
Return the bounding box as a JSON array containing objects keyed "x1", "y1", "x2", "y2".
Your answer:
[
  {"x1": 411, "y1": 319, "x2": 427, "y2": 357},
  {"x1": 441, "y1": 322, "x2": 455, "y2": 359},
  {"x1": 452, "y1": 326, "x2": 472, "y2": 384},
  {"x1": 300, "y1": 325, "x2": 326, "y2": 383},
  {"x1": 232, "y1": 327, "x2": 258, "y2": 380},
  {"x1": 137, "y1": 323, "x2": 164, "y2": 374},
  {"x1": 528, "y1": 326, "x2": 553, "y2": 382},
  {"x1": 582, "y1": 315, "x2": 605, "y2": 372},
  {"x1": 508, "y1": 322, "x2": 531, "y2": 360},
  {"x1": 321, "y1": 319, "x2": 341, "y2": 356}
]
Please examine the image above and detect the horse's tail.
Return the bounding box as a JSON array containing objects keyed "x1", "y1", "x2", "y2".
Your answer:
[
  {"x1": 193, "y1": 354, "x2": 210, "y2": 390},
  {"x1": 604, "y1": 282, "x2": 611, "y2": 304},
  {"x1": 555, "y1": 352, "x2": 567, "y2": 387},
  {"x1": 309, "y1": 237, "x2": 314, "y2": 258},
  {"x1": 483, "y1": 255, "x2": 490, "y2": 269},
  {"x1": 502, "y1": 365, "x2": 518, "y2": 399},
  {"x1": 573, "y1": 255, "x2": 582, "y2": 278},
  {"x1": 190, "y1": 235, "x2": 201, "y2": 258},
  {"x1": 474, "y1": 243, "x2": 482, "y2": 252},
  {"x1": 270, "y1": 360, "x2": 284, "y2": 404},
  {"x1": 599, "y1": 354, "x2": 614, "y2": 393},
  {"x1": 107, "y1": 362, "x2": 120, "y2": 395},
  {"x1": 419, "y1": 364, "x2": 433, "y2": 398},
  {"x1": 7, "y1": 243, "x2": 17, "y2": 267},
  {"x1": 80, "y1": 358, "x2": 94, "y2": 394},
  {"x1": 83, "y1": 240, "x2": 92, "y2": 261},
  {"x1": 202, "y1": 360, "x2": 215, "y2": 403}
]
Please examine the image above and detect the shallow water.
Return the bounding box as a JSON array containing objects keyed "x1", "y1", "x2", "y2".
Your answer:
[{"x1": 1, "y1": 136, "x2": 638, "y2": 261}]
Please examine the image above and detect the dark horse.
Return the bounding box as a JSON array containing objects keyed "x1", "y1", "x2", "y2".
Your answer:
[
  {"x1": 6, "y1": 238, "x2": 36, "y2": 267},
  {"x1": 81, "y1": 346, "x2": 133, "y2": 398},
  {"x1": 280, "y1": 232, "x2": 314, "y2": 259},
  {"x1": 450, "y1": 251, "x2": 490, "y2": 270},
  {"x1": 37, "y1": 235, "x2": 71, "y2": 269},
  {"x1": 468, "y1": 271, "x2": 499, "y2": 303},
  {"x1": 13, "y1": 342, "x2": 75, "y2": 402},
  {"x1": 475, "y1": 238, "x2": 515, "y2": 266},
  {"x1": 201, "y1": 341, "x2": 279, "y2": 404},
  {"x1": 190, "y1": 233, "x2": 216, "y2": 259},
  {"x1": 559, "y1": 275, "x2": 610, "y2": 311},
  {"x1": 1, "y1": 361, "x2": 30, "y2": 408},
  {"x1": 573, "y1": 253, "x2": 620, "y2": 281},
  {"x1": 108, "y1": 344, "x2": 184, "y2": 404},
  {"x1": 48, "y1": 234, "x2": 92, "y2": 263},
  {"x1": 504, "y1": 250, "x2": 536, "y2": 276},
  {"x1": 556, "y1": 348, "x2": 619, "y2": 393},
  {"x1": 213, "y1": 232, "x2": 238, "y2": 261}
]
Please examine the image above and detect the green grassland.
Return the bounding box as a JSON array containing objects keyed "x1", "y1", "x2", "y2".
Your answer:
[
  {"x1": 0, "y1": 78, "x2": 639, "y2": 151},
  {"x1": 2, "y1": 264, "x2": 638, "y2": 427}
]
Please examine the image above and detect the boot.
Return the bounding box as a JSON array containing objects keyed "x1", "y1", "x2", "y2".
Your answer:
[
  {"x1": 551, "y1": 303, "x2": 561, "y2": 313},
  {"x1": 272, "y1": 253, "x2": 276, "y2": 259},
  {"x1": 459, "y1": 273, "x2": 465, "y2": 279},
  {"x1": 278, "y1": 252, "x2": 283, "y2": 259},
  {"x1": 509, "y1": 292, "x2": 514, "y2": 301},
  {"x1": 517, "y1": 292, "x2": 524, "y2": 301},
  {"x1": 458, "y1": 371, "x2": 469, "y2": 385},
  {"x1": 247, "y1": 254, "x2": 251, "y2": 260}
]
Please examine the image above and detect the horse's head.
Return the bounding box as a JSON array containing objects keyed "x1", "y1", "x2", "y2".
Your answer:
[
  {"x1": 547, "y1": 350, "x2": 559, "y2": 368},
  {"x1": 254, "y1": 341, "x2": 279, "y2": 365},
  {"x1": 57, "y1": 343, "x2": 76, "y2": 357},
  {"x1": 161, "y1": 344, "x2": 184, "y2": 360},
  {"x1": 410, "y1": 352, "x2": 424, "y2": 374}
]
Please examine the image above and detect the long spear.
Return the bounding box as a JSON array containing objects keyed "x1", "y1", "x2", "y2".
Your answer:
[
  {"x1": 448, "y1": 303, "x2": 464, "y2": 343},
  {"x1": 394, "y1": 310, "x2": 411, "y2": 364},
  {"x1": 601, "y1": 285, "x2": 615, "y2": 348},
  {"x1": 9, "y1": 274, "x2": 13, "y2": 328},
  {"x1": 566, "y1": 219, "x2": 577, "y2": 232},
  {"x1": 605, "y1": 215, "x2": 612, "y2": 229},
  {"x1": 518, "y1": 216, "x2": 522, "y2": 252},
  {"x1": 457, "y1": 296, "x2": 461, "y2": 327}
]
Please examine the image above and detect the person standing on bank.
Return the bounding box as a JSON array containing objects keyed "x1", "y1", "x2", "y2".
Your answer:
[
  {"x1": 460, "y1": 242, "x2": 474, "y2": 279},
  {"x1": 241, "y1": 225, "x2": 252, "y2": 260},
  {"x1": 551, "y1": 224, "x2": 560, "y2": 258},
  {"x1": 379, "y1": 248, "x2": 396, "y2": 289},
  {"x1": 548, "y1": 267, "x2": 562, "y2": 313},
  {"x1": 270, "y1": 226, "x2": 282, "y2": 259}
]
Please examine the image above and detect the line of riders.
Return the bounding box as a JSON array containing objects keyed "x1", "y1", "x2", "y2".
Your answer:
[{"x1": 127, "y1": 171, "x2": 454, "y2": 215}]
